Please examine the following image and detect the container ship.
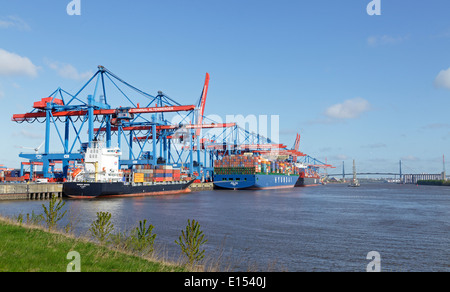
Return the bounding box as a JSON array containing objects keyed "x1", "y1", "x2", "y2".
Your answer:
[
  {"x1": 294, "y1": 164, "x2": 321, "y2": 187},
  {"x1": 213, "y1": 154, "x2": 303, "y2": 190},
  {"x1": 63, "y1": 142, "x2": 194, "y2": 199}
]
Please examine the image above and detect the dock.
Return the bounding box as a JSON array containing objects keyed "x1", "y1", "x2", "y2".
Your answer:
[
  {"x1": 0, "y1": 183, "x2": 63, "y2": 201},
  {"x1": 0, "y1": 182, "x2": 213, "y2": 201}
]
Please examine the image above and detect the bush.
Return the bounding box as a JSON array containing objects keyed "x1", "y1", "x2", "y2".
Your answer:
[
  {"x1": 130, "y1": 219, "x2": 157, "y2": 254},
  {"x1": 89, "y1": 211, "x2": 114, "y2": 244},
  {"x1": 42, "y1": 196, "x2": 67, "y2": 231},
  {"x1": 417, "y1": 180, "x2": 450, "y2": 186},
  {"x1": 175, "y1": 219, "x2": 208, "y2": 266}
]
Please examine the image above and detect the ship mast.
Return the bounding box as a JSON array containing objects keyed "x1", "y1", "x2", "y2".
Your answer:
[
  {"x1": 349, "y1": 159, "x2": 360, "y2": 187},
  {"x1": 443, "y1": 154, "x2": 447, "y2": 181}
]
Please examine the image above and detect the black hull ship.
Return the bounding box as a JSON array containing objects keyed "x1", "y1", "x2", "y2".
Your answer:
[
  {"x1": 63, "y1": 141, "x2": 194, "y2": 199},
  {"x1": 63, "y1": 180, "x2": 194, "y2": 199}
]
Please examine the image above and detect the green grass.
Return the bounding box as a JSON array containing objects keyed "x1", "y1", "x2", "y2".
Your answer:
[{"x1": 0, "y1": 219, "x2": 185, "y2": 272}]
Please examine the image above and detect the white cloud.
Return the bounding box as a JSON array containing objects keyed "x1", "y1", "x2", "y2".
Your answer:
[
  {"x1": 325, "y1": 97, "x2": 372, "y2": 119},
  {"x1": 0, "y1": 48, "x2": 38, "y2": 77},
  {"x1": 367, "y1": 35, "x2": 409, "y2": 46},
  {"x1": 401, "y1": 155, "x2": 420, "y2": 162},
  {"x1": 434, "y1": 67, "x2": 450, "y2": 90},
  {"x1": 422, "y1": 123, "x2": 450, "y2": 129},
  {"x1": 0, "y1": 16, "x2": 30, "y2": 31},
  {"x1": 361, "y1": 143, "x2": 387, "y2": 149},
  {"x1": 330, "y1": 154, "x2": 348, "y2": 161},
  {"x1": 12, "y1": 130, "x2": 44, "y2": 140},
  {"x1": 46, "y1": 60, "x2": 93, "y2": 80}
]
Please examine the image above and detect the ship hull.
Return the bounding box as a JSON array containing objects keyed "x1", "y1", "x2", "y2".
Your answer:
[
  {"x1": 63, "y1": 180, "x2": 194, "y2": 199},
  {"x1": 295, "y1": 177, "x2": 320, "y2": 187},
  {"x1": 213, "y1": 174, "x2": 297, "y2": 190}
]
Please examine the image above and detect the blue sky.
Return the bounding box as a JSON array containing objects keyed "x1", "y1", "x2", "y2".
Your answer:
[{"x1": 1, "y1": 0, "x2": 450, "y2": 175}]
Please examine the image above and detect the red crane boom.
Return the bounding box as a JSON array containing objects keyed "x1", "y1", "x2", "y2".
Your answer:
[{"x1": 12, "y1": 105, "x2": 196, "y2": 122}]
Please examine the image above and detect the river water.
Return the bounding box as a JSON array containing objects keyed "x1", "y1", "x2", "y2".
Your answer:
[{"x1": 0, "y1": 183, "x2": 448, "y2": 272}]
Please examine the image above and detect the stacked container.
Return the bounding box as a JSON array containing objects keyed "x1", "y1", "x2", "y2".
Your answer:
[
  {"x1": 133, "y1": 164, "x2": 190, "y2": 183},
  {"x1": 214, "y1": 154, "x2": 302, "y2": 176}
]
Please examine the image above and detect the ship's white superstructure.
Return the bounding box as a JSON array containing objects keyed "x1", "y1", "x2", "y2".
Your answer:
[
  {"x1": 295, "y1": 162, "x2": 308, "y2": 169},
  {"x1": 73, "y1": 141, "x2": 123, "y2": 183}
]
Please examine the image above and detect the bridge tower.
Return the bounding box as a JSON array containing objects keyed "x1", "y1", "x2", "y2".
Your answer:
[
  {"x1": 342, "y1": 161, "x2": 346, "y2": 182},
  {"x1": 399, "y1": 160, "x2": 403, "y2": 183}
]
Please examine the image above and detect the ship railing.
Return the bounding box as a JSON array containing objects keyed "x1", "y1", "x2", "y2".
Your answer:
[{"x1": 78, "y1": 170, "x2": 123, "y2": 182}]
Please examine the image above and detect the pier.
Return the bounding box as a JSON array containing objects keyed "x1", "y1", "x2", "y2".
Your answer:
[
  {"x1": 0, "y1": 182, "x2": 213, "y2": 201},
  {"x1": 0, "y1": 183, "x2": 63, "y2": 201}
]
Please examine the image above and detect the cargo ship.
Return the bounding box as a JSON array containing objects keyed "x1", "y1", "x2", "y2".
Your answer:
[
  {"x1": 63, "y1": 142, "x2": 194, "y2": 199},
  {"x1": 294, "y1": 163, "x2": 321, "y2": 187},
  {"x1": 213, "y1": 154, "x2": 301, "y2": 190}
]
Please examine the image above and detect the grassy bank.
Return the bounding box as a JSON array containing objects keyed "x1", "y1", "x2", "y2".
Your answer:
[
  {"x1": 0, "y1": 217, "x2": 185, "y2": 272},
  {"x1": 417, "y1": 180, "x2": 450, "y2": 186}
]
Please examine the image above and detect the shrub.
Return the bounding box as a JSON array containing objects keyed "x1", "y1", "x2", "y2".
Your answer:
[
  {"x1": 175, "y1": 219, "x2": 208, "y2": 266},
  {"x1": 42, "y1": 196, "x2": 67, "y2": 231},
  {"x1": 131, "y1": 219, "x2": 157, "y2": 254},
  {"x1": 89, "y1": 211, "x2": 114, "y2": 244}
]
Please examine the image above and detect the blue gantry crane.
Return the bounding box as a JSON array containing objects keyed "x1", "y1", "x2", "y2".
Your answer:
[
  {"x1": 12, "y1": 66, "x2": 333, "y2": 182},
  {"x1": 12, "y1": 66, "x2": 204, "y2": 180}
]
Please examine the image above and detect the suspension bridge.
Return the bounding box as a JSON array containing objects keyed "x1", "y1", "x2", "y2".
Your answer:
[
  {"x1": 326, "y1": 160, "x2": 447, "y2": 184},
  {"x1": 326, "y1": 161, "x2": 403, "y2": 178}
]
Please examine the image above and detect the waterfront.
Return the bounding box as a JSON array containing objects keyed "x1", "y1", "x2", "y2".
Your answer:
[{"x1": 0, "y1": 183, "x2": 448, "y2": 272}]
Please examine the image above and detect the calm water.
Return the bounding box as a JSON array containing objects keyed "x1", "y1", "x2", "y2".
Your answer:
[{"x1": 0, "y1": 183, "x2": 448, "y2": 272}]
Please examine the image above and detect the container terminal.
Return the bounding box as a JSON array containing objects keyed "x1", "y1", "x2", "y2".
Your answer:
[{"x1": 1, "y1": 66, "x2": 333, "y2": 199}]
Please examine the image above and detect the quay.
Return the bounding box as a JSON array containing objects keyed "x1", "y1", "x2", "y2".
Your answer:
[
  {"x1": 0, "y1": 183, "x2": 63, "y2": 201},
  {"x1": 0, "y1": 182, "x2": 213, "y2": 201}
]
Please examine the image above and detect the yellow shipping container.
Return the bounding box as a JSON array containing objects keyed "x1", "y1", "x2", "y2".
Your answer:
[{"x1": 134, "y1": 173, "x2": 144, "y2": 181}]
